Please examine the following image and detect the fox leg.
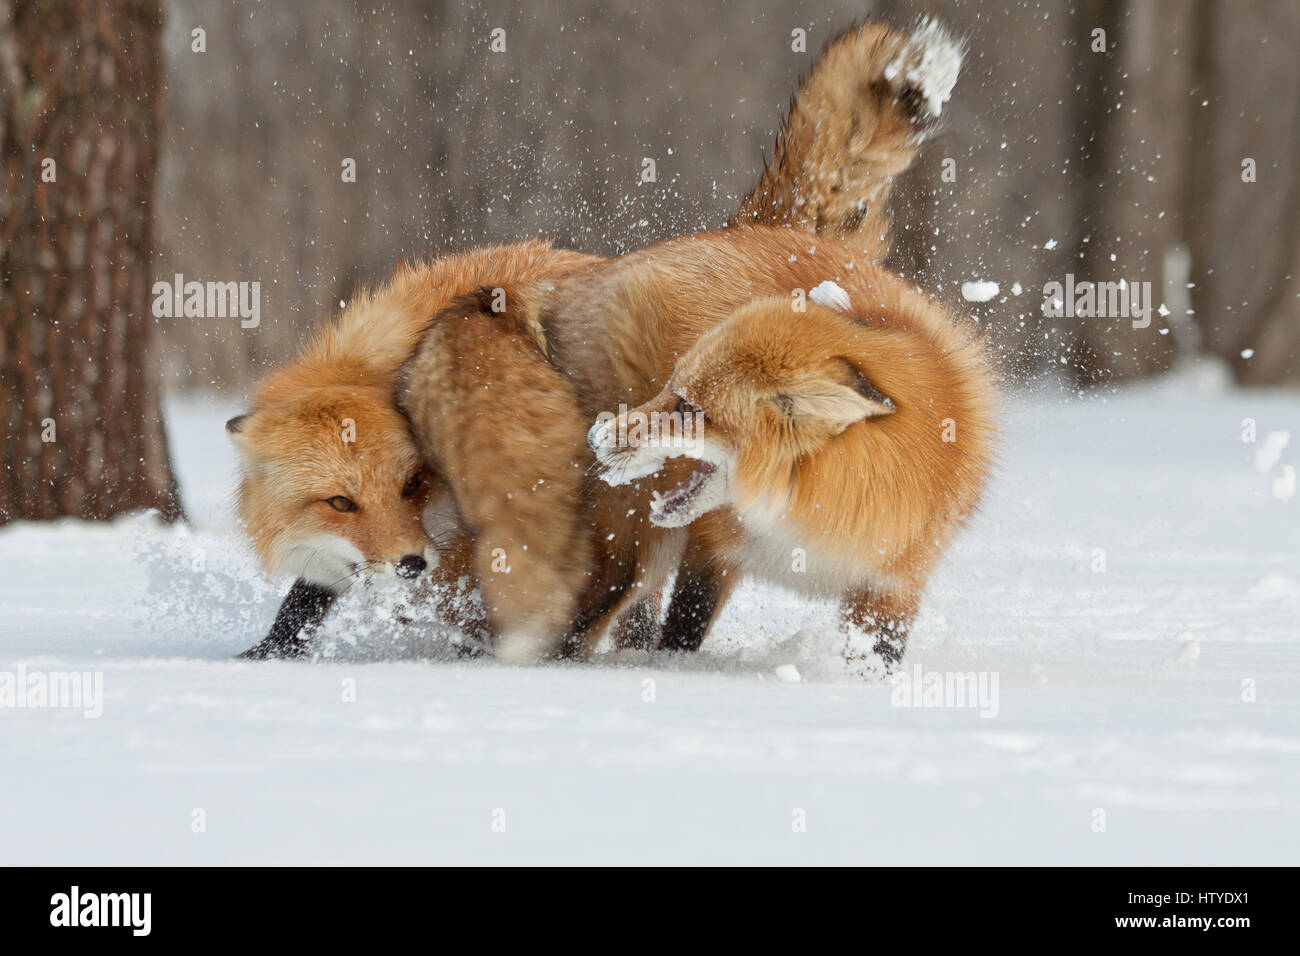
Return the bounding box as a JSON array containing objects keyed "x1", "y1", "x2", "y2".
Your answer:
[
  {"x1": 564, "y1": 539, "x2": 671, "y2": 657},
  {"x1": 658, "y1": 532, "x2": 737, "y2": 652},
  {"x1": 238, "y1": 578, "x2": 335, "y2": 660},
  {"x1": 424, "y1": 529, "x2": 493, "y2": 654},
  {"x1": 239, "y1": 527, "x2": 487, "y2": 661},
  {"x1": 564, "y1": 563, "x2": 718, "y2": 657},
  {"x1": 559, "y1": 556, "x2": 639, "y2": 658},
  {"x1": 839, "y1": 586, "x2": 920, "y2": 678},
  {"x1": 569, "y1": 566, "x2": 724, "y2": 656},
  {"x1": 608, "y1": 591, "x2": 662, "y2": 651}
]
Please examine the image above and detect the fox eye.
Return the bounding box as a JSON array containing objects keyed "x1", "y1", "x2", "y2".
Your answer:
[
  {"x1": 675, "y1": 397, "x2": 700, "y2": 417},
  {"x1": 402, "y1": 473, "x2": 422, "y2": 498},
  {"x1": 326, "y1": 496, "x2": 357, "y2": 513}
]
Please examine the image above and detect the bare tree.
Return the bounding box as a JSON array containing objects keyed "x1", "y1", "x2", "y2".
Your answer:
[
  {"x1": 0, "y1": 0, "x2": 182, "y2": 524},
  {"x1": 885, "y1": 0, "x2": 1298, "y2": 387},
  {"x1": 1185, "y1": 0, "x2": 1300, "y2": 385},
  {"x1": 55, "y1": 0, "x2": 1293, "y2": 395}
]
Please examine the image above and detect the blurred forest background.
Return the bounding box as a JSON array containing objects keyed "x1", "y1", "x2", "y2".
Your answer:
[
  {"x1": 150, "y1": 0, "x2": 1300, "y2": 390},
  {"x1": 2, "y1": 0, "x2": 1298, "y2": 522}
]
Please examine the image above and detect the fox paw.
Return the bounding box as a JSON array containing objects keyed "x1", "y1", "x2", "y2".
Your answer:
[
  {"x1": 884, "y1": 17, "x2": 963, "y2": 125},
  {"x1": 842, "y1": 626, "x2": 898, "y2": 682}
]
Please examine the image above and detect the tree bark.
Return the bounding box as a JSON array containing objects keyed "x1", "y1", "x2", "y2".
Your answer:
[
  {"x1": 880, "y1": 0, "x2": 1299, "y2": 388},
  {"x1": 1069, "y1": 0, "x2": 1190, "y2": 384},
  {"x1": 1185, "y1": 0, "x2": 1300, "y2": 385},
  {"x1": 0, "y1": 0, "x2": 182, "y2": 525}
]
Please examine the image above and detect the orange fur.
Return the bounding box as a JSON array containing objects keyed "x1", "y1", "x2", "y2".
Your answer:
[
  {"x1": 404, "y1": 225, "x2": 995, "y2": 665},
  {"x1": 592, "y1": 268, "x2": 997, "y2": 673},
  {"x1": 230, "y1": 18, "x2": 963, "y2": 662},
  {"x1": 734, "y1": 17, "x2": 962, "y2": 260},
  {"x1": 229, "y1": 241, "x2": 598, "y2": 589}
]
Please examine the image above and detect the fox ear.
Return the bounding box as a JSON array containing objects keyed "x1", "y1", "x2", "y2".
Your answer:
[
  {"x1": 225, "y1": 413, "x2": 255, "y2": 450},
  {"x1": 778, "y1": 367, "x2": 894, "y2": 436},
  {"x1": 841, "y1": 363, "x2": 896, "y2": 416}
]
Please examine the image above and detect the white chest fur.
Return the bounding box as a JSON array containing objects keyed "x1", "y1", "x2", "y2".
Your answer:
[{"x1": 730, "y1": 496, "x2": 899, "y2": 598}]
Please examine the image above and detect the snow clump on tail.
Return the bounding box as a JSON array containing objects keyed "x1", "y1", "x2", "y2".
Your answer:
[{"x1": 885, "y1": 16, "x2": 964, "y2": 120}]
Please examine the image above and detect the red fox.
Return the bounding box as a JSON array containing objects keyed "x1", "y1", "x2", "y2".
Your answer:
[
  {"x1": 229, "y1": 242, "x2": 599, "y2": 657},
  {"x1": 233, "y1": 18, "x2": 964, "y2": 660},
  {"x1": 397, "y1": 19, "x2": 965, "y2": 664},
  {"x1": 432, "y1": 222, "x2": 995, "y2": 670},
  {"x1": 589, "y1": 284, "x2": 996, "y2": 675}
]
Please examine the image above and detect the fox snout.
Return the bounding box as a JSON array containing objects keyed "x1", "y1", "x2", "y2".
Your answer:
[
  {"x1": 394, "y1": 554, "x2": 427, "y2": 579},
  {"x1": 588, "y1": 403, "x2": 671, "y2": 456},
  {"x1": 587, "y1": 417, "x2": 616, "y2": 455},
  {"x1": 588, "y1": 407, "x2": 667, "y2": 488}
]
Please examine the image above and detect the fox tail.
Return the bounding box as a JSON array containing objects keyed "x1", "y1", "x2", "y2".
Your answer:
[{"x1": 732, "y1": 17, "x2": 964, "y2": 260}]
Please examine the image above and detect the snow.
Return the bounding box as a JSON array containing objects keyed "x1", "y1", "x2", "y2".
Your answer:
[
  {"x1": 809, "y1": 280, "x2": 851, "y2": 312},
  {"x1": 961, "y1": 280, "x2": 1000, "y2": 302},
  {"x1": 1, "y1": 371, "x2": 1298, "y2": 864},
  {"x1": 1254, "y1": 430, "x2": 1290, "y2": 473},
  {"x1": 885, "y1": 17, "x2": 963, "y2": 118},
  {"x1": 774, "y1": 664, "x2": 802, "y2": 684}
]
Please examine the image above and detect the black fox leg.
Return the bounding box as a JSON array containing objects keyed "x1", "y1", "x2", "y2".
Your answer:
[
  {"x1": 610, "y1": 594, "x2": 662, "y2": 650},
  {"x1": 659, "y1": 557, "x2": 735, "y2": 652},
  {"x1": 239, "y1": 579, "x2": 336, "y2": 660},
  {"x1": 869, "y1": 616, "x2": 911, "y2": 668},
  {"x1": 561, "y1": 559, "x2": 638, "y2": 658}
]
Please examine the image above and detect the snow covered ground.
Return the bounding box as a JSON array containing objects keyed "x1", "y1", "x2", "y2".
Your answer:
[{"x1": 1, "y1": 367, "x2": 1297, "y2": 864}]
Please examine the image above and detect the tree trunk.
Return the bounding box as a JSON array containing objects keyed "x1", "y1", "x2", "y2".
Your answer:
[
  {"x1": 1185, "y1": 0, "x2": 1300, "y2": 385},
  {"x1": 879, "y1": 0, "x2": 1300, "y2": 388},
  {"x1": 0, "y1": 0, "x2": 182, "y2": 525},
  {"x1": 1069, "y1": 0, "x2": 1190, "y2": 385}
]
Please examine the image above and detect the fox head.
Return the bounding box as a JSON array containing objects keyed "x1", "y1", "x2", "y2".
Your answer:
[
  {"x1": 227, "y1": 383, "x2": 445, "y2": 590},
  {"x1": 589, "y1": 298, "x2": 895, "y2": 528}
]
